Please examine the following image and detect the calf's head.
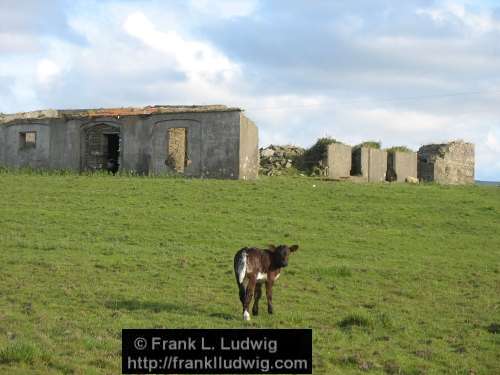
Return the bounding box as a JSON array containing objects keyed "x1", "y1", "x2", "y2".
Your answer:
[{"x1": 270, "y1": 244, "x2": 299, "y2": 268}]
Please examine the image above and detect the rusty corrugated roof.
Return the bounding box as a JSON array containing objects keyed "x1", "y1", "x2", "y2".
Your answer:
[{"x1": 0, "y1": 105, "x2": 241, "y2": 124}]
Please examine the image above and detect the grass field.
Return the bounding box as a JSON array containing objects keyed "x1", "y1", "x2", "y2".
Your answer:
[{"x1": 0, "y1": 172, "x2": 499, "y2": 374}]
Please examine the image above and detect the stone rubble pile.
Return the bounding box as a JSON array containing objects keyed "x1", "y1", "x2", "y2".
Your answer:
[{"x1": 259, "y1": 145, "x2": 305, "y2": 176}]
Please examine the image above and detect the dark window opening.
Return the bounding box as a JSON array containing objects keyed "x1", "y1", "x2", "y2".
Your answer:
[
  {"x1": 19, "y1": 132, "x2": 37, "y2": 149},
  {"x1": 104, "y1": 133, "x2": 120, "y2": 174},
  {"x1": 166, "y1": 128, "x2": 188, "y2": 173}
]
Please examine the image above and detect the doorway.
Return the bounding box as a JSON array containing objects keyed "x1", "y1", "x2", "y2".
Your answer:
[
  {"x1": 166, "y1": 127, "x2": 188, "y2": 173},
  {"x1": 81, "y1": 123, "x2": 120, "y2": 172},
  {"x1": 104, "y1": 133, "x2": 120, "y2": 173}
]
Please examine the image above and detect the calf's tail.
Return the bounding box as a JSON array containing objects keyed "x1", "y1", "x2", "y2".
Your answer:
[{"x1": 234, "y1": 248, "x2": 247, "y2": 302}]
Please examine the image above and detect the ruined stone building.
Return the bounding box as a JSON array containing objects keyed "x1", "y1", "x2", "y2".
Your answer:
[
  {"x1": 0, "y1": 105, "x2": 259, "y2": 179},
  {"x1": 417, "y1": 141, "x2": 474, "y2": 184},
  {"x1": 325, "y1": 141, "x2": 475, "y2": 184},
  {"x1": 386, "y1": 151, "x2": 418, "y2": 183},
  {"x1": 327, "y1": 144, "x2": 400, "y2": 182},
  {"x1": 351, "y1": 146, "x2": 388, "y2": 182}
]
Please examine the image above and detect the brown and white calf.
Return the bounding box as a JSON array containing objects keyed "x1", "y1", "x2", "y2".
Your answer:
[{"x1": 233, "y1": 244, "x2": 299, "y2": 321}]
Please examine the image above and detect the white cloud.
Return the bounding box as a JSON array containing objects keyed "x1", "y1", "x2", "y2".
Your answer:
[
  {"x1": 477, "y1": 128, "x2": 500, "y2": 180},
  {"x1": 417, "y1": 1, "x2": 500, "y2": 33},
  {"x1": 36, "y1": 58, "x2": 62, "y2": 86},
  {"x1": 486, "y1": 128, "x2": 500, "y2": 153},
  {"x1": 123, "y1": 12, "x2": 240, "y2": 83}
]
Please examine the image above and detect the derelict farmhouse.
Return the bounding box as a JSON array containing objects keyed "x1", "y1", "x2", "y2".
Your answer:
[{"x1": 0, "y1": 106, "x2": 259, "y2": 180}]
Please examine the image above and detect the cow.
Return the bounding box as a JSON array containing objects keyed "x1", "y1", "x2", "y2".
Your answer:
[{"x1": 233, "y1": 244, "x2": 299, "y2": 321}]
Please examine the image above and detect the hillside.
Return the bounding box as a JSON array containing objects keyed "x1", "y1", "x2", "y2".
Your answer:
[{"x1": 0, "y1": 173, "x2": 499, "y2": 374}]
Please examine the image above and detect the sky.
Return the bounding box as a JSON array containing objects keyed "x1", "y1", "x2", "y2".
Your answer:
[{"x1": 1, "y1": 0, "x2": 499, "y2": 180}]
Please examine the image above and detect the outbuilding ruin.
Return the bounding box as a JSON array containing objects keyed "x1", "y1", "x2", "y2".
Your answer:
[
  {"x1": 324, "y1": 140, "x2": 474, "y2": 185},
  {"x1": 417, "y1": 140, "x2": 474, "y2": 184},
  {"x1": 387, "y1": 150, "x2": 418, "y2": 182},
  {"x1": 260, "y1": 138, "x2": 474, "y2": 185},
  {"x1": 325, "y1": 143, "x2": 389, "y2": 182},
  {"x1": 351, "y1": 146, "x2": 388, "y2": 182},
  {"x1": 0, "y1": 105, "x2": 259, "y2": 179}
]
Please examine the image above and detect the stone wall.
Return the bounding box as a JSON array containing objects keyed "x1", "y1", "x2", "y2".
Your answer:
[
  {"x1": 418, "y1": 141, "x2": 474, "y2": 184},
  {"x1": 166, "y1": 127, "x2": 187, "y2": 172},
  {"x1": 259, "y1": 145, "x2": 304, "y2": 176}
]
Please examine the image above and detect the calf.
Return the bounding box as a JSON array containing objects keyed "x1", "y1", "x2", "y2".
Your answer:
[{"x1": 233, "y1": 244, "x2": 299, "y2": 321}]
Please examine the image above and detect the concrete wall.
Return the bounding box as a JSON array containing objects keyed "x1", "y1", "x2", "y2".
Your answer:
[
  {"x1": 387, "y1": 151, "x2": 417, "y2": 182},
  {"x1": 0, "y1": 109, "x2": 257, "y2": 179},
  {"x1": 2, "y1": 119, "x2": 82, "y2": 171},
  {"x1": 199, "y1": 111, "x2": 241, "y2": 179},
  {"x1": 119, "y1": 116, "x2": 150, "y2": 174},
  {"x1": 327, "y1": 143, "x2": 351, "y2": 179},
  {"x1": 239, "y1": 114, "x2": 259, "y2": 180},
  {"x1": 0, "y1": 125, "x2": 5, "y2": 166},
  {"x1": 368, "y1": 148, "x2": 387, "y2": 182},
  {"x1": 351, "y1": 147, "x2": 369, "y2": 179},
  {"x1": 54, "y1": 119, "x2": 80, "y2": 170},
  {"x1": 105, "y1": 110, "x2": 243, "y2": 178},
  {"x1": 150, "y1": 118, "x2": 202, "y2": 176},
  {"x1": 418, "y1": 141, "x2": 474, "y2": 184},
  {"x1": 4, "y1": 123, "x2": 51, "y2": 169},
  {"x1": 351, "y1": 147, "x2": 387, "y2": 182}
]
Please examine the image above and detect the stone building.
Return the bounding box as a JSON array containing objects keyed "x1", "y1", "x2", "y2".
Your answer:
[
  {"x1": 417, "y1": 140, "x2": 474, "y2": 184},
  {"x1": 0, "y1": 105, "x2": 259, "y2": 179}
]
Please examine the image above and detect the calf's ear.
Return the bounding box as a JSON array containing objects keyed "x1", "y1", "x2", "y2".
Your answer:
[{"x1": 290, "y1": 244, "x2": 299, "y2": 252}]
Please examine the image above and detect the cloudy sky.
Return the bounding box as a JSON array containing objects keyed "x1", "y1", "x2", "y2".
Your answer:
[{"x1": 1, "y1": 0, "x2": 499, "y2": 180}]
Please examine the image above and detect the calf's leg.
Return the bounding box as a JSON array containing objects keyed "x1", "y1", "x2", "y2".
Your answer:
[
  {"x1": 252, "y1": 283, "x2": 262, "y2": 316},
  {"x1": 266, "y1": 280, "x2": 274, "y2": 314},
  {"x1": 243, "y1": 277, "x2": 256, "y2": 321},
  {"x1": 238, "y1": 283, "x2": 246, "y2": 305}
]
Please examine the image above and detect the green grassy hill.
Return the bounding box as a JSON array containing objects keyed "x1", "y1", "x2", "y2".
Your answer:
[{"x1": 0, "y1": 173, "x2": 499, "y2": 374}]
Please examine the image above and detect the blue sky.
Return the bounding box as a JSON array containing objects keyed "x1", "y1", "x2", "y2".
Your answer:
[{"x1": 1, "y1": 0, "x2": 499, "y2": 180}]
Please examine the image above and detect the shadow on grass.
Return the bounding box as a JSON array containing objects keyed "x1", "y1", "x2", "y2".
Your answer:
[
  {"x1": 208, "y1": 312, "x2": 236, "y2": 321},
  {"x1": 104, "y1": 299, "x2": 237, "y2": 321}
]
